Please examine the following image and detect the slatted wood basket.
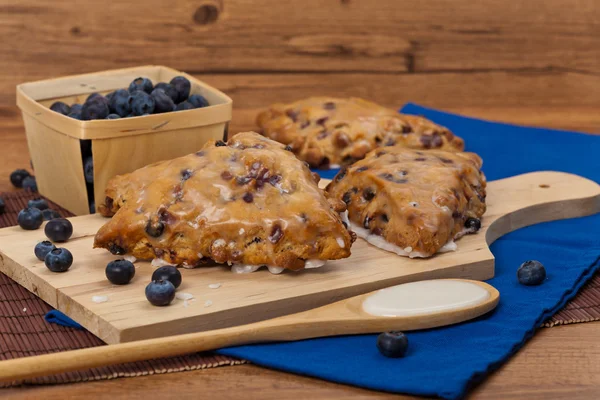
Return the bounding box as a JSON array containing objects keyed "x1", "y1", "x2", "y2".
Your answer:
[{"x1": 16, "y1": 65, "x2": 232, "y2": 215}]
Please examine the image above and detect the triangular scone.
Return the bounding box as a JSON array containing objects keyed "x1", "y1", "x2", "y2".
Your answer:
[
  {"x1": 325, "y1": 147, "x2": 486, "y2": 258},
  {"x1": 94, "y1": 132, "x2": 354, "y2": 271},
  {"x1": 256, "y1": 97, "x2": 464, "y2": 168}
]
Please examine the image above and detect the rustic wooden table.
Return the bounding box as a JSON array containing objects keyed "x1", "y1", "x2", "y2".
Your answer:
[{"x1": 1, "y1": 105, "x2": 599, "y2": 399}]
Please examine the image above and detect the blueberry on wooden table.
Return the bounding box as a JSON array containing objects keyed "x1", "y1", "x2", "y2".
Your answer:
[
  {"x1": 10, "y1": 169, "x2": 31, "y2": 188},
  {"x1": 517, "y1": 260, "x2": 546, "y2": 286},
  {"x1": 44, "y1": 218, "x2": 73, "y2": 242},
  {"x1": 42, "y1": 209, "x2": 61, "y2": 221},
  {"x1": 152, "y1": 265, "x2": 182, "y2": 289},
  {"x1": 130, "y1": 90, "x2": 155, "y2": 116},
  {"x1": 154, "y1": 82, "x2": 179, "y2": 103},
  {"x1": 17, "y1": 208, "x2": 43, "y2": 230},
  {"x1": 188, "y1": 94, "x2": 209, "y2": 108},
  {"x1": 105, "y1": 260, "x2": 136, "y2": 285},
  {"x1": 0, "y1": 196, "x2": 4, "y2": 215},
  {"x1": 44, "y1": 248, "x2": 73, "y2": 272},
  {"x1": 34, "y1": 241, "x2": 56, "y2": 261},
  {"x1": 28, "y1": 198, "x2": 48, "y2": 210},
  {"x1": 128, "y1": 77, "x2": 154, "y2": 94},
  {"x1": 22, "y1": 176, "x2": 37, "y2": 192},
  {"x1": 170, "y1": 76, "x2": 191, "y2": 103},
  {"x1": 108, "y1": 89, "x2": 131, "y2": 117},
  {"x1": 377, "y1": 331, "x2": 409, "y2": 358},
  {"x1": 151, "y1": 89, "x2": 176, "y2": 113},
  {"x1": 49, "y1": 101, "x2": 71, "y2": 115},
  {"x1": 145, "y1": 280, "x2": 176, "y2": 306}
]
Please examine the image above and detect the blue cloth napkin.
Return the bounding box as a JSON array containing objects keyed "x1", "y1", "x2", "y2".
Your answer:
[{"x1": 47, "y1": 104, "x2": 600, "y2": 399}]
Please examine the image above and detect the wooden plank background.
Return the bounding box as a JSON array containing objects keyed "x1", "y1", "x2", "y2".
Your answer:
[{"x1": 1, "y1": 0, "x2": 598, "y2": 134}]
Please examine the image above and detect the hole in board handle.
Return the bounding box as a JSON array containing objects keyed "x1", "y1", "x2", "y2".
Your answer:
[{"x1": 539, "y1": 184, "x2": 550, "y2": 188}]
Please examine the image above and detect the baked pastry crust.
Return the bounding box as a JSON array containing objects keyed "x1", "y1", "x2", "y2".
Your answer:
[
  {"x1": 325, "y1": 146, "x2": 486, "y2": 257},
  {"x1": 94, "y1": 131, "x2": 354, "y2": 270},
  {"x1": 256, "y1": 97, "x2": 464, "y2": 168}
]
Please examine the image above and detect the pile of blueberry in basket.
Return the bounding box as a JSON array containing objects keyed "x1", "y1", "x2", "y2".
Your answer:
[{"x1": 49, "y1": 76, "x2": 209, "y2": 120}]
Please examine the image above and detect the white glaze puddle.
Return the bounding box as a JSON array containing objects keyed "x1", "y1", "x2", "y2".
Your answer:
[{"x1": 362, "y1": 280, "x2": 490, "y2": 317}]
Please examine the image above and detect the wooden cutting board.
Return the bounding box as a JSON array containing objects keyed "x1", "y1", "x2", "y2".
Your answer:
[{"x1": 0, "y1": 171, "x2": 598, "y2": 344}]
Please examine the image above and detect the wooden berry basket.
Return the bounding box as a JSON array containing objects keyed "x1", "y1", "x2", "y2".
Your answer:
[{"x1": 16, "y1": 65, "x2": 232, "y2": 216}]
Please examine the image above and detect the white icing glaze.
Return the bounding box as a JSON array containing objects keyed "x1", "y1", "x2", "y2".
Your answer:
[
  {"x1": 408, "y1": 201, "x2": 419, "y2": 207},
  {"x1": 123, "y1": 255, "x2": 137, "y2": 263},
  {"x1": 304, "y1": 259, "x2": 326, "y2": 269},
  {"x1": 439, "y1": 240, "x2": 457, "y2": 253},
  {"x1": 239, "y1": 228, "x2": 245, "y2": 235},
  {"x1": 336, "y1": 237, "x2": 345, "y2": 248},
  {"x1": 176, "y1": 292, "x2": 194, "y2": 301},
  {"x1": 329, "y1": 164, "x2": 341, "y2": 169},
  {"x1": 151, "y1": 258, "x2": 172, "y2": 268},
  {"x1": 212, "y1": 239, "x2": 226, "y2": 247},
  {"x1": 231, "y1": 264, "x2": 262, "y2": 274},
  {"x1": 362, "y1": 280, "x2": 490, "y2": 317},
  {"x1": 208, "y1": 283, "x2": 222, "y2": 289},
  {"x1": 267, "y1": 266, "x2": 285, "y2": 274},
  {"x1": 204, "y1": 300, "x2": 213, "y2": 307},
  {"x1": 92, "y1": 295, "x2": 109, "y2": 303},
  {"x1": 349, "y1": 220, "x2": 430, "y2": 258}
]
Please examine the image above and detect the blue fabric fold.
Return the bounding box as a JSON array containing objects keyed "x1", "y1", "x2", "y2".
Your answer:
[
  {"x1": 44, "y1": 309, "x2": 83, "y2": 329},
  {"x1": 46, "y1": 104, "x2": 600, "y2": 399}
]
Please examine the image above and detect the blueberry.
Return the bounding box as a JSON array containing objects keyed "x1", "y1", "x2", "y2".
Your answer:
[
  {"x1": 170, "y1": 76, "x2": 191, "y2": 103},
  {"x1": 17, "y1": 207, "x2": 43, "y2": 230},
  {"x1": 84, "y1": 156, "x2": 94, "y2": 183},
  {"x1": 145, "y1": 280, "x2": 176, "y2": 306},
  {"x1": 80, "y1": 139, "x2": 92, "y2": 157},
  {"x1": 187, "y1": 94, "x2": 209, "y2": 108},
  {"x1": 89, "y1": 201, "x2": 95, "y2": 214},
  {"x1": 106, "y1": 114, "x2": 121, "y2": 119},
  {"x1": 82, "y1": 100, "x2": 109, "y2": 120},
  {"x1": 377, "y1": 331, "x2": 409, "y2": 358},
  {"x1": 108, "y1": 89, "x2": 131, "y2": 117},
  {"x1": 34, "y1": 241, "x2": 56, "y2": 261},
  {"x1": 151, "y1": 89, "x2": 175, "y2": 113},
  {"x1": 154, "y1": 82, "x2": 179, "y2": 103},
  {"x1": 175, "y1": 101, "x2": 194, "y2": 111},
  {"x1": 0, "y1": 196, "x2": 4, "y2": 215},
  {"x1": 86, "y1": 93, "x2": 107, "y2": 104},
  {"x1": 105, "y1": 91, "x2": 115, "y2": 102},
  {"x1": 68, "y1": 111, "x2": 83, "y2": 120},
  {"x1": 105, "y1": 259, "x2": 136, "y2": 285},
  {"x1": 42, "y1": 209, "x2": 61, "y2": 221},
  {"x1": 465, "y1": 218, "x2": 481, "y2": 232},
  {"x1": 10, "y1": 169, "x2": 31, "y2": 188},
  {"x1": 22, "y1": 176, "x2": 37, "y2": 192},
  {"x1": 44, "y1": 248, "x2": 73, "y2": 273},
  {"x1": 517, "y1": 260, "x2": 546, "y2": 286},
  {"x1": 128, "y1": 77, "x2": 154, "y2": 94},
  {"x1": 44, "y1": 218, "x2": 73, "y2": 242},
  {"x1": 50, "y1": 101, "x2": 71, "y2": 115},
  {"x1": 151, "y1": 265, "x2": 182, "y2": 289},
  {"x1": 28, "y1": 198, "x2": 49, "y2": 210},
  {"x1": 130, "y1": 90, "x2": 155, "y2": 116},
  {"x1": 70, "y1": 104, "x2": 83, "y2": 113}
]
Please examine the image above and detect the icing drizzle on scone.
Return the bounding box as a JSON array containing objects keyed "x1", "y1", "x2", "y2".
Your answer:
[
  {"x1": 256, "y1": 97, "x2": 464, "y2": 168},
  {"x1": 326, "y1": 147, "x2": 486, "y2": 258},
  {"x1": 94, "y1": 132, "x2": 355, "y2": 271}
]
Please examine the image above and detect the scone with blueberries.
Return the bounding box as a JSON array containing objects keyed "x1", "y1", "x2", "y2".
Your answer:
[
  {"x1": 94, "y1": 132, "x2": 355, "y2": 273},
  {"x1": 256, "y1": 97, "x2": 464, "y2": 168},
  {"x1": 325, "y1": 146, "x2": 486, "y2": 258}
]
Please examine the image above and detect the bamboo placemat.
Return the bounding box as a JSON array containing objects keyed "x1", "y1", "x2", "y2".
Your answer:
[
  {"x1": 0, "y1": 191, "x2": 245, "y2": 387},
  {"x1": 0, "y1": 190, "x2": 597, "y2": 386}
]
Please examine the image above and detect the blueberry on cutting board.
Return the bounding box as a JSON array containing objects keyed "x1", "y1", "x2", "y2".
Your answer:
[
  {"x1": 44, "y1": 218, "x2": 73, "y2": 242},
  {"x1": 377, "y1": 331, "x2": 409, "y2": 358},
  {"x1": 42, "y1": 209, "x2": 61, "y2": 221},
  {"x1": 44, "y1": 248, "x2": 73, "y2": 272},
  {"x1": 105, "y1": 260, "x2": 135, "y2": 285},
  {"x1": 517, "y1": 260, "x2": 546, "y2": 286},
  {"x1": 34, "y1": 241, "x2": 56, "y2": 261},
  {"x1": 145, "y1": 280, "x2": 176, "y2": 306},
  {"x1": 152, "y1": 265, "x2": 182, "y2": 289}
]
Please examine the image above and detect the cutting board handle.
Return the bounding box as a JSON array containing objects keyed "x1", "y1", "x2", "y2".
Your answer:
[{"x1": 484, "y1": 171, "x2": 600, "y2": 245}]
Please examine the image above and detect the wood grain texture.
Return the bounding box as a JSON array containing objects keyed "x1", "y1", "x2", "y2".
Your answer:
[
  {"x1": 0, "y1": 108, "x2": 599, "y2": 398},
  {"x1": 1, "y1": 0, "x2": 599, "y2": 106}
]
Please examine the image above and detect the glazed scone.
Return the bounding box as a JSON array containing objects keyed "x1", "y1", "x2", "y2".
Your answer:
[
  {"x1": 94, "y1": 132, "x2": 355, "y2": 271},
  {"x1": 325, "y1": 147, "x2": 486, "y2": 258},
  {"x1": 256, "y1": 97, "x2": 464, "y2": 168}
]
